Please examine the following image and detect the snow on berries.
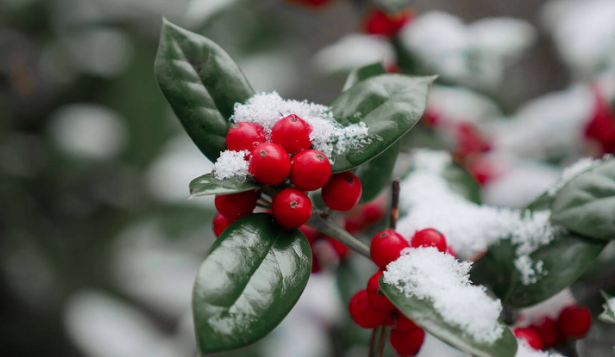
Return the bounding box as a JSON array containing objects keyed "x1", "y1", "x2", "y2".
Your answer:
[{"x1": 513, "y1": 328, "x2": 544, "y2": 350}]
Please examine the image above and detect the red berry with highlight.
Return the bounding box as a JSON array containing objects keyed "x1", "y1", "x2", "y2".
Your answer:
[
  {"x1": 272, "y1": 188, "x2": 312, "y2": 229},
  {"x1": 271, "y1": 114, "x2": 312, "y2": 154},
  {"x1": 367, "y1": 270, "x2": 395, "y2": 311},
  {"x1": 514, "y1": 328, "x2": 544, "y2": 350},
  {"x1": 348, "y1": 289, "x2": 388, "y2": 328},
  {"x1": 411, "y1": 228, "x2": 447, "y2": 253},
  {"x1": 557, "y1": 304, "x2": 592, "y2": 339},
  {"x1": 322, "y1": 172, "x2": 362, "y2": 211},
  {"x1": 214, "y1": 190, "x2": 258, "y2": 221},
  {"x1": 390, "y1": 328, "x2": 425, "y2": 357},
  {"x1": 395, "y1": 314, "x2": 420, "y2": 333},
  {"x1": 370, "y1": 229, "x2": 410, "y2": 269},
  {"x1": 531, "y1": 317, "x2": 562, "y2": 348},
  {"x1": 290, "y1": 150, "x2": 331, "y2": 191},
  {"x1": 249, "y1": 142, "x2": 291, "y2": 185},
  {"x1": 212, "y1": 213, "x2": 231, "y2": 237},
  {"x1": 226, "y1": 122, "x2": 266, "y2": 152}
]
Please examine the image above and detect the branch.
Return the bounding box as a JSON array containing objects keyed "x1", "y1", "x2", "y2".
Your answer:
[
  {"x1": 307, "y1": 212, "x2": 371, "y2": 259},
  {"x1": 390, "y1": 178, "x2": 401, "y2": 230}
]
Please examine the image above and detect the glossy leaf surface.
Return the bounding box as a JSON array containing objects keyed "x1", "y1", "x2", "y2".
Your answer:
[
  {"x1": 189, "y1": 172, "x2": 259, "y2": 198},
  {"x1": 342, "y1": 62, "x2": 387, "y2": 91}
]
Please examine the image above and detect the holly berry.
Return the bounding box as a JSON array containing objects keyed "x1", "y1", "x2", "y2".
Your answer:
[
  {"x1": 366, "y1": 270, "x2": 395, "y2": 311},
  {"x1": 531, "y1": 317, "x2": 562, "y2": 348},
  {"x1": 390, "y1": 327, "x2": 425, "y2": 357},
  {"x1": 326, "y1": 236, "x2": 352, "y2": 260},
  {"x1": 249, "y1": 142, "x2": 291, "y2": 185},
  {"x1": 226, "y1": 122, "x2": 266, "y2": 152},
  {"x1": 370, "y1": 229, "x2": 409, "y2": 269},
  {"x1": 322, "y1": 172, "x2": 362, "y2": 211},
  {"x1": 213, "y1": 213, "x2": 231, "y2": 237},
  {"x1": 411, "y1": 228, "x2": 447, "y2": 253},
  {"x1": 272, "y1": 188, "x2": 312, "y2": 229},
  {"x1": 271, "y1": 114, "x2": 312, "y2": 154},
  {"x1": 299, "y1": 225, "x2": 321, "y2": 244},
  {"x1": 348, "y1": 289, "x2": 388, "y2": 328},
  {"x1": 395, "y1": 313, "x2": 420, "y2": 333},
  {"x1": 290, "y1": 150, "x2": 331, "y2": 191},
  {"x1": 214, "y1": 190, "x2": 258, "y2": 221},
  {"x1": 345, "y1": 199, "x2": 386, "y2": 234},
  {"x1": 514, "y1": 328, "x2": 544, "y2": 350},
  {"x1": 286, "y1": 0, "x2": 333, "y2": 8},
  {"x1": 364, "y1": 9, "x2": 412, "y2": 38},
  {"x1": 557, "y1": 304, "x2": 592, "y2": 340}
]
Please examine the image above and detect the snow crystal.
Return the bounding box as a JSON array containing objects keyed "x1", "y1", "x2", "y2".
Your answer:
[
  {"x1": 384, "y1": 248, "x2": 503, "y2": 344},
  {"x1": 515, "y1": 341, "x2": 566, "y2": 357},
  {"x1": 397, "y1": 150, "x2": 564, "y2": 284},
  {"x1": 231, "y1": 91, "x2": 370, "y2": 161},
  {"x1": 213, "y1": 150, "x2": 249, "y2": 180},
  {"x1": 547, "y1": 156, "x2": 604, "y2": 196}
]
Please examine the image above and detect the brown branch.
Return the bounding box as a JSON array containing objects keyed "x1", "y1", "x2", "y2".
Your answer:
[
  {"x1": 368, "y1": 327, "x2": 378, "y2": 357},
  {"x1": 377, "y1": 326, "x2": 387, "y2": 357},
  {"x1": 390, "y1": 178, "x2": 401, "y2": 230}
]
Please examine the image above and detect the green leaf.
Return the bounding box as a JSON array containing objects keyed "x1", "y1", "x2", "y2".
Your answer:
[
  {"x1": 192, "y1": 213, "x2": 311, "y2": 355},
  {"x1": 374, "y1": 0, "x2": 414, "y2": 12},
  {"x1": 343, "y1": 62, "x2": 387, "y2": 91},
  {"x1": 472, "y1": 231, "x2": 608, "y2": 308},
  {"x1": 380, "y1": 277, "x2": 518, "y2": 357},
  {"x1": 600, "y1": 291, "x2": 615, "y2": 324},
  {"x1": 329, "y1": 75, "x2": 434, "y2": 172},
  {"x1": 154, "y1": 19, "x2": 254, "y2": 162},
  {"x1": 551, "y1": 158, "x2": 615, "y2": 240},
  {"x1": 356, "y1": 142, "x2": 399, "y2": 204},
  {"x1": 442, "y1": 163, "x2": 482, "y2": 204},
  {"x1": 189, "y1": 172, "x2": 259, "y2": 198}
]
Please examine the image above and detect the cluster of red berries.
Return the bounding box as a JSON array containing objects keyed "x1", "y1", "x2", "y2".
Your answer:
[
  {"x1": 513, "y1": 304, "x2": 592, "y2": 351},
  {"x1": 212, "y1": 114, "x2": 363, "y2": 235},
  {"x1": 364, "y1": 8, "x2": 414, "y2": 38},
  {"x1": 348, "y1": 228, "x2": 453, "y2": 356},
  {"x1": 585, "y1": 89, "x2": 615, "y2": 155}
]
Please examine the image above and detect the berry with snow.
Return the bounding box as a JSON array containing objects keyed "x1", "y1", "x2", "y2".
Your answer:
[
  {"x1": 370, "y1": 229, "x2": 410, "y2": 269},
  {"x1": 272, "y1": 188, "x2": 313, "y2": 229},
  {"x1": 367, "y1": 270, "x2": 395, "y2": 311},
  {"x1": 557, "y1": 304, "x2": 592, "y2": 340},
  {"x1": 514, "y1": 327, "x2": 544, "y2": 350},
  {"x1": 290, "y1": 149, "x2": 331, "y2": 191},
  {"x1": 214, "y1": 190, "x2": 258, "y2": 221},
  {"x1": 530, "y1": 317, "x2": 562, "y2": 348},
  {"x1": 411, "y1": 228, "x2": 447, "y2": 253},
  {"x1": 348, "y1": 289, "x2": 388, "y2": 328},
  {"x1": 389, "y1": 327, "x2": 425, "y2": 357},
  {"x1": 322, "y1": 172, "x2": 362, "y2": 211},
  {"x1": 226, "y1": 122, "x2": 266, "y2": 152},
  {"x1": 249, "y1": 142, "x2": 291, "y2": 185},
  {"x1": 271, "y1": 114, "x2": 312, "y2": 154},
  {"x1": 213, "y1": 213, "x2": 231, "y2": 237}
]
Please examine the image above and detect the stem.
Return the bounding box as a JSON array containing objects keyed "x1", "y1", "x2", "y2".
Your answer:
[
  {"x1": 560, "y1": 339, "x2": 580, "y2": 357},
  {"x1": 376, "y1": 326, "x2": 387, "y2": 357},
  {"x1": 390, "y1": 178, "x2": 401, "y2": 230},
  {"x1": 307, "y1": 212, "x2": 371, "y2": 259},
  {"x1": 368, "y1": 327, "x2": 378, "y2": 357}
]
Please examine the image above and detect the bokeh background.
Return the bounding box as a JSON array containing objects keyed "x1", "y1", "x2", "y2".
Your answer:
[{"x1": 1, "y1": 0, "x2": 614, "y2": 356}]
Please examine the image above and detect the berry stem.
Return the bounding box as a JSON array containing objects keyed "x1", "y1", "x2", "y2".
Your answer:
[
  {"x1": 368, "y1": 327, "x2": 378, "y2": 357},
  {"x1": 389, "y1": 178, "x2": 401, "y2": 230},
  {"x1": 307, "y1": 212, "x2": 371, "y2": 259},
  {"x1": 559, "y1": 339, "x2": 579, "y2": 357},
  {"x1": 376, "y1": 325, "x2": 387, "y2": 357}
]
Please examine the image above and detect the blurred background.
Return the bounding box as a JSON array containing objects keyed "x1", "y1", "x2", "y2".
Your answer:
[{"x1": 1, "y1": 0, "x2": 614, "y2": 356}]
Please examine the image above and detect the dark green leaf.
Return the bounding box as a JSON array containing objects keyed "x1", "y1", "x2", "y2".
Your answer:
[
  {"x1": 343, "y1": 62, "x2": 387, "y2": 91},
  {"x1": 551, "y1": 159, "x2": 615, "y2": 240},
  {"x1": 189, "y1": 172, "x2": 259, "y2": 198},
  {"x1": 193, "y1": 213, "x2": 311, "y2": 355},
  {"x1": 600, "y1": 291, "x2": 615, "y2": 324},
  {"x1": 526, "y1": 191, "x2": 554, "y2": 211},
  {"x1": 155, "y1": 19, "x2": 254, "y2": 162},
  {"x1": 443, "y1": 163, "x2": 481, "y2": 204},
  {"x1": 330, "y1": 75, "x2": 434, "y2": 172},
  {"x1": 356, "y1": 142, "x2": 399, "y2": 204},
  {"x1": 472, "y1": 231, "x2": 607, "y2": 308},
  {"x1": 380, "y1": 277, "x2": 517, "y2": 357}
]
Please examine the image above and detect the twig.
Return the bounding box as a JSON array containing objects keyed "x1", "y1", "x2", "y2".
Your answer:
[
  {"x1": 377, "y1": 326, "x2": 387, "y2": 357},
  {"x1": 307, "y1": 213, "x2": 371, "y2": 259},
  {"x1": 368, "y1": 327, "x2": 378, "y2": 357},
  {"x1": 390, "y1": 178, "x2": 401, "y2": 230},
  {"x1": 468, "y1": 250, "x2": 487, "y2": 262}
]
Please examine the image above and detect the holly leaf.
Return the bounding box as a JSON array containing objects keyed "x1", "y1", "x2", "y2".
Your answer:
[
  {"x1": 380, "y1": 277, "x2": 518, "y2": 357},
  {"x1": 192, "y1": 213, "x2": 311, "y2": 355},
  {"x1": 443, "y1": 163, "x2": 482, "y2": 204},
  {"x1": 189, "y1": 172, "x2": 259, "y2": 198},
  {"x1": 343, "y1": 62, "x2": 387, "y2": 91},
  {"x1": 330, "y1": 75, "x2": 434, "y2": 172},
  {"x1": 356, "y1": 142, "x2": 400, "y2": 204},
  {"x1": 551, "y1": 158, "x2": 615, "y2": 240},
  {"x1": 600, "y1": 291, "x2": 615, "y2": 324},
  {"x1": 472, "y1": 231, "x2": 608, "y2": 308},
  {"x1": 155, "y1": 19, "x2": 254, "y2": 162}
]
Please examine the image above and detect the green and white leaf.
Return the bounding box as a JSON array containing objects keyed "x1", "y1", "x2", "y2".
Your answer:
[
  {"x1": 600, "y1": 291, "x2": 615, "y2": 324},
  {"x1": 189, "y1": 172, "x2": 259, "y2": 198}
]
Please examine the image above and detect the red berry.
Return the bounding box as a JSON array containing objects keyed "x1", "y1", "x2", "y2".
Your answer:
[
  {"x1": 348, "y1": 289, "x2": 388, "y2": 328},
  {"x1": 370, "y1": 230, "x2": 410, "y2": 269},
  {"x1": 326, "y1": 237, "x2": 352, "y2": 260},
  {"x1": 213, "y1": 213, "x2": 231, "y2": 237},
  {"x1": 395, "y1": 314, "x2": 420, "y2": 333},
  {"x1": 531, "y1": 317, "x2": 563, "y2": 348},
  {"x1": 272, "y1": 188, "x2": 312, "y2": 229},
  {"x1": 446, "y1": 245, "x2": 457, "y2": 258},
  {"x1": 271, "y1": 114, "x2": 312, "y2": 154},
  {"x1": 367, "y1": 271, "x2": 395, "y2": 311},
  {"x1": 311, "y1": 249, "x2": 321, "y2": 273},
  {"x1": 214, "y1": 190, "x2": 258, "y2": 221},
  {"x1": 249, "y1": 142, "x2": 291, "y2": 185},
  {"x1": 290, "y1": 150, "x2": 331, "y2": 191},
  {"x1": 514, "y1": 328, "x2": 544, "y2": 350},
  {"x1": 299, "y1": 225, "x2": 321, "y2": 244},
  {"x1": 322, "y1": 172, "x2": 362, "y2": 211},
  {"x1": 411, "y1": 228, "x2": 447, "y2": 253},
  {"x1": 557, "y1": 304, "x2": 592, "y2": 340},
  {"x1": 390, "y1": 328, "x2": 425, "y2": 357},
  {"x1": 364, "y1": 9, "x2": 412, "y2": 38},
  {"x1": 362, "y1": 199, "x2": 386, "y2": 223},
  {"x1": 226, "y1": 122, "x2": 266, "y2": 152}
]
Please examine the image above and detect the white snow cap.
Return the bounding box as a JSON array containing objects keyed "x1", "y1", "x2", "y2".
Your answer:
[
  {"x1": 313, "y1": 34, "x2": 396, "y2": 75},
  {"x1": 384, "y1": 247, "x2": 504, "y2": 344},
  {"x1": 213, "y1": 150, "x2": 249, "y2": 180},
  {"x1": 515, "y1": 341, "x2": 566, "y2": 357}
]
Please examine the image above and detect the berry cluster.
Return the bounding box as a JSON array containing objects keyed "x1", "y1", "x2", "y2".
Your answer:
[
  {"x1": 364, "y1": 9, "x2": 414, "y2": 38},
  {"x1": 213, "y1": 114, "x2": 363, "y2": 235},
  {"x1": 348, "y1": 228, "x2": 453, "y2": 356},
  {"x1": 513, "y1": 303, "x2": 592, "y2": 351},
  {"x1": 585, "y1": 89, "x2": 615, "y2": 155}
]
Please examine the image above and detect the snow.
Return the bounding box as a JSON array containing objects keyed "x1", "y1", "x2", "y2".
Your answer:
[
  {"x1": 516, "y1": 288, "x2": 575, "y2": 327},
  {"x1": 515, "y1": 341, "x2": 566, "y2": 357},
  {"x1": 397, "y1": 150, "x2": 565, "y2": 284},
  {"x1": 428, "y1": 85, "x2": 502, "y2": 125},
  {"x1": 213, "y1": 150, "x2": 249, "y2": 180},
  {"x1": 312, "y1": 34, "x2": 395, "y2": 75},
  {"x1": 383, "y1": 247, "x2": 504, "y2": 344}
]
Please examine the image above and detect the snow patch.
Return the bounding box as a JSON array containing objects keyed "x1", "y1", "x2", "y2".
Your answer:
[
  {"x1": 213, "y1": 150, "x2": 249, "y2": 180},
  {"x1": 515, "y1": 341, "x2": 566, "y2": 357}
]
